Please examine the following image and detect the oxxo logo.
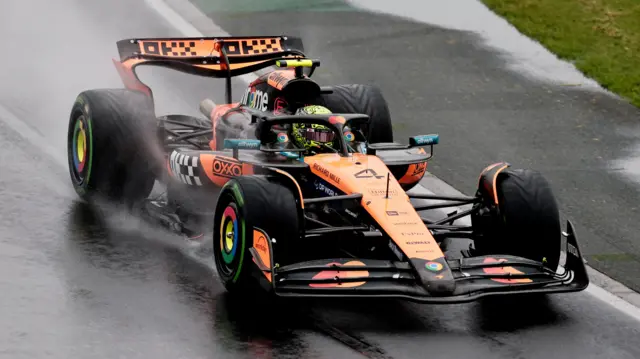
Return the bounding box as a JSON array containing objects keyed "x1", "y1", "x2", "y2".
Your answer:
[
  {"x1": 213, "y1": 158, "x2": 242, "y2": 178},
  {"x1": 241, "y1": 87, "x2": 268, "y2": 111}
]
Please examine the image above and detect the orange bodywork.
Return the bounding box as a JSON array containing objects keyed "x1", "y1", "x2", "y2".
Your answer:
[
  {"x1": 208, "y1": 103, "x2": 239, "y2": 150},
  {"x1": 253, "y1": 229, "x2": 272, "y2": 282},
  {"x1": 483, "y1": 257, "x2": 532, "y2": 284},
  {"x1": 199, "y1": 154, "x2": 255, "y2": 187},
  {"x1": 305, "y1": 153, "x2": 444, "y2": 262},
  {"x1": 398, "y1": 161, "x2": 427, "y2": 185},
  {"x1": 310, "y1": 261, "x2": 369, "y2": 288},
  {"x1": 267, "y1": 70, "x2": 296, "y2": 90},
  {"x1": 112, "y1": 58, "x2": 152, "y2": 96}
]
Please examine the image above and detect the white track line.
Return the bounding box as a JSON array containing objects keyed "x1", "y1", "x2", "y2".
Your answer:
[{"x1": 146, "y1": 0, "x2": 640, "y2": 320}]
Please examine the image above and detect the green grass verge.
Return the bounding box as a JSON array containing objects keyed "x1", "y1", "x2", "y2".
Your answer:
[{"x1": 482, "y1": 0, "x2": 640, "y2": 107}]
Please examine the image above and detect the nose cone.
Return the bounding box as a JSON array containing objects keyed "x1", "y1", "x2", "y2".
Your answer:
[{"x1": 411, "y1": 258, "x2": 456, "y2": 296}]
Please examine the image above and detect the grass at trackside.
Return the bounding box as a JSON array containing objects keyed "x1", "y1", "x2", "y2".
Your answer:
[{"x1": 482, "y1": 0, "x2": 640, "y2": 107}]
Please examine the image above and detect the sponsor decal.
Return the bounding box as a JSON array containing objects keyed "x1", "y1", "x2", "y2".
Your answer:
[
  {"x1": 368, "y1": 188, "x2": 399, "y2": 196},
  {"x1": 312, "y1": 163, "x2": 341, "y2": 184},
  {"x1": 425, "y1": 261, "x2": 443, "y2": 272},
  {"x1": 401, "y1": 232, "x2": 426, "y2": 237},
  {"x1": 416, "y1": 249, "x2": 437, "y2": 254},
  {"x1": 138, "y1": 38, "x2": 283, "y2": 58},
  {"x1": 268, "y1": 72, "x2": 291, "y2": 90},
  {"x1": 220, "y1": 38, "x2": 282, "y2": 56},
  {"x1": 393, "y1": 221, "x2": 421, "y2": 226},
  {"x1": 314, "y1": 180, "x2": 337, "y2": 197},
  {"x1": 253, "y1": 229, "x2": 272, "y2": 280},
  {"x1": 411, "y1": 134, "x2": 439, "y2": 146},
  {"x1": 228, "y1": 140, "x2": 260, "y2": 150},
  {"x1": 355, "y1": 169, "x2": 385, "y2": 179},
  {"x1": 213, "y1": 157, "x2": 242, "y2": 178},
  {"x1": 412, "y1": 162, "x2": 427, "y2": 176},
  {"x1": 140, "y1": 40, "x2": 197, "y2": 56},
  {"x1": 407, "y1": 240, "x2": 431, "y2": 245},
  {"x1": 241, "y1": 87, "x2": 268, "y2": 111},
  {"x1": 386, "y1": 210, "x2": 409, "y2": 216},
  {"x1": 344, "y1": 131, "x2": 355, "y2": 142},
  {"x1": 273, "y1": 97, "x2": 288, "y2": 115},
  {"x1": 254, "y1": 235, "x2": 267, "y2": 253}
]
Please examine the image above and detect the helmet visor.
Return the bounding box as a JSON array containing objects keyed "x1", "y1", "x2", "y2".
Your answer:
[{"x1": 302, "y1": 128, "x2": 335, "y2": 143}]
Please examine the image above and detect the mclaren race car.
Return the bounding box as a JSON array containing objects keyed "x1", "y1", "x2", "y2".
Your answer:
[{"x1": 66, "y1": 35, "x2": 589, "y2": 303}]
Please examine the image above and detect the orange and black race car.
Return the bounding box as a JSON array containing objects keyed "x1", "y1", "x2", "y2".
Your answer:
[{"x1": 66, "y1": 36, "x2": 589, "y2": 303}]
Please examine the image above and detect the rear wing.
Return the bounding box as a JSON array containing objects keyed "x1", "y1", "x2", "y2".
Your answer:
[{"x1": 113, "y1": 36, "x2": 307, "y2": 102}]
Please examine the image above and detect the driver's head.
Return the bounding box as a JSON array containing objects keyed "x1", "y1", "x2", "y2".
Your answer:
[{"x1": 291, "y1": 105, "x2": 335, "y2": 152}]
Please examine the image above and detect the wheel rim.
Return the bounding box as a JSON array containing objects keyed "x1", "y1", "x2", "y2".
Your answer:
[
  {"x1": 70, "y1": 114, "x2": 92, "y2": 185},
  {"x1": 218, "y1": 202, "x2": 240, "y2": 277}
]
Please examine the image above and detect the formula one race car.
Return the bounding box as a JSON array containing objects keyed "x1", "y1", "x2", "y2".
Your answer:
[{"x1": 66, "y1": 35, "x2": 589, "y2": 303}]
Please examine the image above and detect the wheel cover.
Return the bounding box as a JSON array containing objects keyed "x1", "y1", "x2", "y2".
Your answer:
[{"x1": 218, "y1": 203, "x2": 240, "y2": 275}]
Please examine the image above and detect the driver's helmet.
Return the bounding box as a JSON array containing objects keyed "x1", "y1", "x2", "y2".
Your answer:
[{"x1": 291, "y1": 105, "x2": 336, "y2": 152}]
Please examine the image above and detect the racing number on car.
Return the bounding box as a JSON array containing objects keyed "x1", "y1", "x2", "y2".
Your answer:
[
  {"x1": 354, "y1": 169, "x2": 385, "y2": 179},
  {"x1": 212, "y1": 157, "x2": 242, "y2": 178}
]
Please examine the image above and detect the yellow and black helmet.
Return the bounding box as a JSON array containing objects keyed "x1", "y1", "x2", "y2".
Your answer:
[{"x1": 291, "y1": 105, "x2": 336, "y2": 151}]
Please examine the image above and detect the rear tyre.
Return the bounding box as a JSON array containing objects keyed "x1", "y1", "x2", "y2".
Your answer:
[
  {"x1": 213, "y1": 176, "x2": 300, "y2": 294},
  {"x1": 319, "y1": 84, "x2": 393, "y2": 144},
  {"x1": 472, "y1": 168, "x2": 562, "y2": 270},
  {"x1": 67, "y1": 89, "x2": 160, "y2": 206}
]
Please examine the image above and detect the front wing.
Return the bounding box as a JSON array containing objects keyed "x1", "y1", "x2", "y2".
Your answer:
[{"x1": 259, "y1": 221, "x2": 588, "y2": 303}]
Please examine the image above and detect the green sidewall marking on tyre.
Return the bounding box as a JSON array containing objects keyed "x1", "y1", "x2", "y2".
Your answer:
[
  {"x1": 231, "y1": 183, "x2": 244, "y2": 207},
  {"x1": 232, "y1": 216, "x2": 246, "y2": 283},
  {"x1": 230, "y1": 182, "x2": 246, "y2": 283},
  {"x1": 84, "y1": 110, "x2": 94, "y2": 186}
]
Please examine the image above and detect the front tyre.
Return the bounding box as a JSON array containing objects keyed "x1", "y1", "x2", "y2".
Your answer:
[
  {"x1": 472, "y1": 167, "x2": 562, "y2": 270},
  {"x1": 213, "y1": 176, "x2": 300, "y2": 293}
]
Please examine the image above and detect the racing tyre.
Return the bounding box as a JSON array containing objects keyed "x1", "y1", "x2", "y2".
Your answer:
[
  {"x1": 67, "y1": 89, "x2": 160, "y2": 205},
  {"x1": 472, "y1": 168, "x2": 562, "y2": 270},
  {"x1": 213, "y1": 176, "x2": 300, "y2": 294},
  {"x1": 319, "y1": 84, "x2": 393, "y2": 143}
]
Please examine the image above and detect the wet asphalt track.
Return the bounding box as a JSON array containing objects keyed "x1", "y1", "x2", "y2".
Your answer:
[{"x1": 1, "y1": 0, "x2": 640, "y2": 358}]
